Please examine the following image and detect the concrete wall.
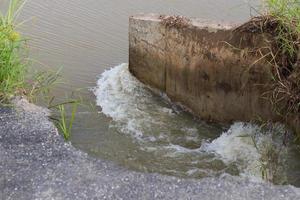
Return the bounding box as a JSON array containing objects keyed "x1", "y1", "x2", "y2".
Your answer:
[{"x1": 129, "y1": 14, "x2": 299, "y2": 132}]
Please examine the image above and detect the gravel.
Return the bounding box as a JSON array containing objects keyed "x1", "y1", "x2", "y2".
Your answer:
[{"x1": 0, "y1": 98, "x2": 300, "y2": 200}]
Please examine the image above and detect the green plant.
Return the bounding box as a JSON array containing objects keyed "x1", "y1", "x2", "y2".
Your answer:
[
  {"x1": 0, "y1": 1, "x2": 81, "y2": 142},
  {"x1": 0, "y1": 0, "x2": 28, "y2": 103},
  {"x1": 51, "y1": 100, "x2": 79, "y2": 141},
  {"x1": 265, "y1": 0, "x2": 300, "y2": 29},
  {"x1": 48, "y1": 91, "x2": 85, "y2": 141}
]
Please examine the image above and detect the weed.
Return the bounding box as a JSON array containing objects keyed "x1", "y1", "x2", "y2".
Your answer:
[
  {"x1": 55, "y1": 101, "x2": 79, "y2": 141},
  {"x1": 47, "y1": 92, "x2": 84, "y2": 141},
  {"x1": 0, "y1": 0, "x2": 28, "y2": 103},
  {"x1": 26, "y1": 68, "x2": 62, "y2": 103},
  {"x1": 0, "y1": 1, "x2": 81, "y2": 141}
]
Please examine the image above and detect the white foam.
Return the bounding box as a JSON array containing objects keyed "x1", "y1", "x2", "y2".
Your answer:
[
  {"x1": 203, "y1": 123, "x2": 260, "y2": 164},
  {"x1": 203, "y1": 122, "x2": 287, "y2": 182},
  {"x1": 95, "y1": 63, "x2": 151, "y2": 139},
  {"x1": 94, "y1": 63, "x2": 204, "y2": 143}
]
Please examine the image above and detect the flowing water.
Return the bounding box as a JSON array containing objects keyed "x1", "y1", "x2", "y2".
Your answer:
[{"x1": 12, "y1": 0, "x2": 300, "y2": 187}]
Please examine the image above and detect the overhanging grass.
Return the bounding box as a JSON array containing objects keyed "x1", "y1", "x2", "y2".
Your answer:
[
  {"x1": 265, "y1": 0, "x2": 300, "y2": 57},
  {"x1": 263, "y1": 0, "x2": 300, "y2": 119},
  {"x1": 240, "y1": 0, "x2": 300, "y2": 124}
]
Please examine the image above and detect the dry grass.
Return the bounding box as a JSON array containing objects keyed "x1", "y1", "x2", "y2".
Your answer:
[
  {"x1": 235, "y1": 1, "x2": 299, "y2": 129},
  {"x1": 159, "y1": 15, "x2": 191, "y2": 29}
]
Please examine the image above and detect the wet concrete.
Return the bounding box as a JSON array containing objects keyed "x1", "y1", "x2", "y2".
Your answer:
[{"x1": 0, "y1": 98, "x2": 300, "y2": 200}]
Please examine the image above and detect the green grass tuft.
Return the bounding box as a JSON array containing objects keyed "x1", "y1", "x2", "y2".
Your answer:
[
  {"x1": 0, "y1": 1, "x2": 80, "y2": 141},
  {"x1": 265, "y1": 0, "x2": 300, "y2": 57},
  {"x1": 0, "y1": 0, "x2": 28, "y2": 103}
]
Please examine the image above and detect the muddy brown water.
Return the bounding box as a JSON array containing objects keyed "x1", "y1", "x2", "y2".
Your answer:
[{"x1": 7, "y1": 0, "x2": 300, "y2": 186}]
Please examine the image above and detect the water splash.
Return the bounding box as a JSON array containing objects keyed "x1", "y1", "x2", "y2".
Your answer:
[
  {"x1": 203, "y1": 122, "x2": 288, "y2": 183},
  {"x1": 94, "y1": 63, "x2": 290, "y2": 183},
  {"x1": 94, "y1": 63, "x2": 213, "y2": 143}
]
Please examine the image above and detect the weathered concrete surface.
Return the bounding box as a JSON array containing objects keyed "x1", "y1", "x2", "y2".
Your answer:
[
  {"x1": 129, "y1": 14, "x2": 299, "y2": 133},
  {"x1": 1, "y1": 99, "x2": 300, "y2": 199}
]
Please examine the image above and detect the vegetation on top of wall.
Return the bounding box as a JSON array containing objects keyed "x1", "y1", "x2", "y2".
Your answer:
[
  {"x1": 159, "y1": 15, "x2": 191, "y2": 29},
  {"x1": 263, "y1": 0, "x2": 300, "y2": 117},
  {"x1": 237, "y1": 0, "x2": 299, "y2": 134}
]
